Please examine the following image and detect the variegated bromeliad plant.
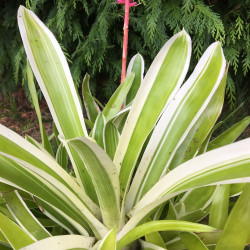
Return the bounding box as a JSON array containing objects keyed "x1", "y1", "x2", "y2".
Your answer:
[{"x1": 0, "y1": 6, "x2": 250, "y2": 250}]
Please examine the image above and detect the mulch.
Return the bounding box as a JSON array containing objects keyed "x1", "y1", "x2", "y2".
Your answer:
[{"x1": 0, "y1": 88, "x2": 53, "y2": 142}]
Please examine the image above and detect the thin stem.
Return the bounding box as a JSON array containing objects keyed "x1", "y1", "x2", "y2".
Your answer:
[{"x1": 121, "y1": 0, "x2": 130, "y2": 84}]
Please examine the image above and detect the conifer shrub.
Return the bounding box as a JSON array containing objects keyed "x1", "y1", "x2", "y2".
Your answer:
[{"x1": 0, "y1": 0, "x2": 249, "y2": 106}]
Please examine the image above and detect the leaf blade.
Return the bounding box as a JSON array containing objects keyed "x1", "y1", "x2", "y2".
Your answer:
[
  {"x1": 114, "y1": 30, "x2": 192, "y2": 196},
  {"x1": 68, "y1": 137, "x2": 120, "y2": 229}
]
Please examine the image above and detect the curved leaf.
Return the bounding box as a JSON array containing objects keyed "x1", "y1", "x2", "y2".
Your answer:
[
  {"x1": 102, "y1": 73, "x2": 134, "y2": 121},
  {"x1": 68, "y1": 137, "x2": 120, "y2": 229},
  {"x1": 97, "y1": 228, "x2": 116, "y2": 250},
  {"x1": 119, "y1": 139, "x2": 250, "y2": 239},
  {"x1": 0, "y1": 125, "x2": 99, "y2": 217},
  {"x1": 180, "y1": 232, "x2": 208, "y2": 250},
  {"x1": 127, "y1": 42, "x2": 226, "y2": 210},
  {"x1": 0, "y1": 154, "x2": 108, "y2": 239},
  {"x1": 18, "y1": 6, "x2": 87, "y2": 139},
  {"x1": 114, "y1": 30, "x2": 192, "y2": 197},
  {"x1": 126, "y1": 54, "x2": 144, "y2": 104},
  {"x1": 0, "y1": 212, "x2": 35, "y2": 249},
  {"x1": 19, "y1": 235, "x2": 95, "y2": 250},
  {"x1": 82, "y1": 73, "x2": 100, "y2": 123},
  {"x1": 209, "y1": 184, "x2": 230, "y2": 229},
  {"x1": 2, "y1": 190, "x2": 51, "y2": 240},
  {"x1": 117, "y1": 220, "x2": 214, "y2": 249},
  {"x1": 216, "y1": 184, "x2": 250, "y2": 249}
]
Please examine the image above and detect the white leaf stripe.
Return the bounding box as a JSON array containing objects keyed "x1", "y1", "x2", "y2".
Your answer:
[
  {"x1": 68, "y1": 137, "x2": 120, "y2": 229},
  {"x1": 117, "y1": 139, "x2": 250, "y2": 240},
  {"x1": 19, "y1": 235, "x2": 95, "y2": 250},
  {"x1": 18, "y1": 6, "x2": 87, "y2": 137},
  {"x1": 4, "y1": 190, "x2": 51, "y2": 240},
  {"x1": 0, "y1": 154, "x2": 108, "y2": 239},
  {"x1": 127, "y1": 42, "x2": 226, "y2": 209},
  {"x1": 131, "y1": 138, "x2": 250, "y2": 215},
  {"x1": 0, "y1": 124, "x2": 99, "y2": 217},
  {"x1": 114, "y1": 30, "x2": 191, "y2": 173}
]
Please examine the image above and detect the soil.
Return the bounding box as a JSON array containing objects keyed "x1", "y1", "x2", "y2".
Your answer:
[{"x1": 0, "y1": 88, "x2": 53, "y2": 142}]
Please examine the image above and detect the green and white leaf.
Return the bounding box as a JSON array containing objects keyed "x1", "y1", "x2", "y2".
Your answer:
[
  {"x1": 56, "y1": 143, "x2": 68, "y2": 171},
  {"x1": 82, "y1": 73, "x2": 100, "y2": 123},
  {"x1": 0, "y1": 125, "x2": 98, "y2": 216},
  {"x1": 20, "y1": 235, "x2": 95, "y2": 250},
  {"x1": 168, "y1": 65, "x2": 228, "y2": 171},
  {"x1": 127, "y1": 42, "x2": 226, "y2": 210},
  {"x1": 68, "y1": 137, "x2": 120, "y2": 229},
  {"x1": 114, "y1": 29, "x2": 192, "y2": 197},
  {"x1": 18, "y1": 6, "x2": 87, "y2": 139},
  {"x1": 0, "y1": 154, "x2": 108, "y2": 239},
  {"x1": 2, "y1": 190, "x2": 51, "y2": 240},
  {"x1": 95, "y1": 228, "x2": 116, "y2": 250},
  {"x1": 119, "y1": 138, "x2": 250, "y2": 239},
  {"x1": 0, "y1": 212, "x2": 35, "y2": 249},
  {"x1": 117, "y1": 221, "x2": 214, "y2": 249},
  {"x1": 102, "y1": 73, "x2": 134, "y2": 121},
  {"x1": 126, "y1": 53, "x2": 145, "y2": 105},
  {"x1": 18, "y1": 6, "x2": 93, "y2": 194}
]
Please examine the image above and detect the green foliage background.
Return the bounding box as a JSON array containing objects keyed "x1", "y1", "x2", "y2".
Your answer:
[{"x1": 0, "y1": 0, "x2": 249, "y2": 106}]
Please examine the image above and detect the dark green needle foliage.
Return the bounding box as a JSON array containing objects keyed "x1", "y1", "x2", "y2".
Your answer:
[{"x1": 0, "y1": 0, "x2": 249, "y2": 105}]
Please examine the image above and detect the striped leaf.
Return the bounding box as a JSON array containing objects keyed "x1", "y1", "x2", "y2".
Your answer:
[
  {"x1": 2, "y1": 190, "x2": 51, "y2": 240},
  {"x1": 18, "y1": 6, "x2": 87, "y2": 139},
  {"x1": 168, "y1": 65, "x2": 228, "y2": 171},
  {"x1": 82, "y1": 73, "x2": 100, "y2": 123},
  {"x1": 0, "y1": 212, "x2": 35, "y2": 249},
  {"x1": 18, "y1": 6, "x2": 90, "y2": 192},
  {"x1": 118, "y1": 138, "x2": 250, "y2": 239},
  {"x1": 102, "y1": 73, "x2": 134, "y2": 121},
  {"x1": 0, "y1": 124, "x2": 98, "y2": 217},
  {"x1": 68, "y1": 137, "x2": 120, "y2": 229},
  {"x1": 55, "y1": 143, "x2": 68, "y2": 171},
  {"x1": 19, "y1": 235, "x2": 95, "y2": 250},
  {"x1": 114, "y1": 30, "x2": 192, "y2": 196},
  {"x1": 126, "y1": 54, "x2": 145, "y2": 105},
  {"x1": 0, "y1": 154, "x2": 108, "y2": 239},
  {"x1": 127, "y1": 42, "x2": 226, "y2": 210},
  {"x1": 117, "y1": 221, "x2": 214, "y2": 250},
  {"x1": 96, "y1": 228, "x2": 116, "y2": 250}
]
